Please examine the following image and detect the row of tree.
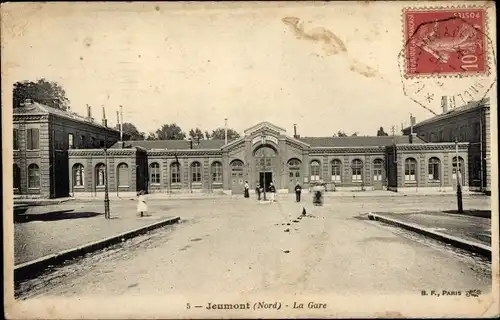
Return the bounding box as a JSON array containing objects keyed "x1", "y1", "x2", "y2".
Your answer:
[
  {"x1": 13, "y1": 79, "x2": 391, "y2": 140},
  {"x1": 119, "y1": 123, "x2": 241, "y2": 141}
]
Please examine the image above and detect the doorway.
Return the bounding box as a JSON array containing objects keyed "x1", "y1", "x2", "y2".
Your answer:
[{"x1": 259, "y1": 172, "x2": 273, "y2": 191}]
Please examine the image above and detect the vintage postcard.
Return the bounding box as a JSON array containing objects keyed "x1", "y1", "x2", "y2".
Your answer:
[{"x1": 2, "y1": 1, "x2": 498, "y2": 318}]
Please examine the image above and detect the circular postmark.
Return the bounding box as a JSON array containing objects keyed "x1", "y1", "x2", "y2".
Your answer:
[{"x1": 398, "y1": 6, "x2": 496, "y2": 115}]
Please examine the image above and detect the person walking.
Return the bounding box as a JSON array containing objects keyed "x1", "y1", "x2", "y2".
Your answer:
[
  {"x1": 269, "y1": 182, "x2": 276, "y2": 203},
  {"x1": 256, "y1": 183, "x2": 261, "y2": 200},
  {"x1": 137, "y1": 190, "x2": 148, "y2": 217},
  {"x1": 244, "y1": 181, "x2": 250, "y2": 198},
  {"x1": 295, "y1": 182, "x2": 302, "y2": 202}
]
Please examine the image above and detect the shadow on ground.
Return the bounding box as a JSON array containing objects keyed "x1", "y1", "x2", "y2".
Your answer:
[
  {"x1": 442, "y1": 210, "x2": 491, "y2": 219},
  {"x1": 15, "y1": 210, "x2": 103, "y2": 223}
]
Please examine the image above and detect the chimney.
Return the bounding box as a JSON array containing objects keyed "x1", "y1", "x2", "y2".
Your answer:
[
  {"x1": 102, "y1": 106, "x2": 107, "y2": 127},
  {"x1": 409, "y1": 133, "x2": 413, "y2": 144},
  {"x1": 293, "y1": 124, "x2": 297, "y2": 138},
  {"x1": 224, "y1": 118, "x2": 228, "y2": 144},
  {"x1": 441, "y1": 96, "x2": 448, "y2": 114}
]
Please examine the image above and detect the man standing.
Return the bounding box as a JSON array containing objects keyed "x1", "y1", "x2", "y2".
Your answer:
[
  {"x1": 295, "y1": 182, "x2": 302, "y2": 202},
  {"x1": 244, "y1": 181, "x2": 250, "y2": 198},
  {"x1": 256, "y1": 183, "x2": 261, "y2": 200},
  {"x1": 269, "y1": 182, "x2": 276, "y2": 203}
]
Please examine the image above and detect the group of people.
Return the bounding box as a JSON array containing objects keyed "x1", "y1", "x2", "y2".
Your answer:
[{"x1": 243, "y1": 181, "x2": 304, "y2": 203}]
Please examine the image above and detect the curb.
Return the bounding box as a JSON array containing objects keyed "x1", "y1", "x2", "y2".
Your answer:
[
  {"x1": 367, "y1": 213, "x2": 491, "y2": 261},
  {"x1": 14, "y1": 216, "x2": 181, "y2": 282}
]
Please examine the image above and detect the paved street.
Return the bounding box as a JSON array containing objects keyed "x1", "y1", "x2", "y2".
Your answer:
[{"x1": 15, "y1": 194, "x2": 492, "y2": 299}]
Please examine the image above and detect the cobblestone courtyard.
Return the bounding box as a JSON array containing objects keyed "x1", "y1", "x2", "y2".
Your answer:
[{"x1": 15, "y1": 194, "x2": 492, "y2": 299}]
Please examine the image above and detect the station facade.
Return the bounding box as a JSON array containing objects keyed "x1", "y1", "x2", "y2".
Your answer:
[
  {"x1": 67, "y1": 122, "x2": 470, "y2": 198},
  {"x1": 12, "y1": 100, "x2": 485, "y2": 199}
]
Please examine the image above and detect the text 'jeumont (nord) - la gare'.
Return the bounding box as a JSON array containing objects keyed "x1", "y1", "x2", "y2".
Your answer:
[{"x1": 204, "y1": 301, "x2": 327, "y2": 310}]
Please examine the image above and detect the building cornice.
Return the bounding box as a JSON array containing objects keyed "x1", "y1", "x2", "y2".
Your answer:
[
  {"x1": 147, "y1": 150, "x2": 223, "y2": 157},
  {"x1": 68, "y1": 148, "x2": 139, "y2": 156},
  {"x1": 13, "y1": 114, "x2": 49, "y2": 122},
  {"x1": 310, "y1": 146, "x2": 386, "y2": 154},
  {"x1": 394, "y1": 142, "x2": 469, "y2": 151}
]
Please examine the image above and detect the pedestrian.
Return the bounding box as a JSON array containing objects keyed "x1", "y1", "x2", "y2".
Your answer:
[
  {"x1": 244, "y1": 181, "x2": 250, "y2": 198},
  {"x1": 269, "y1": 182, "x2": 276, "y2": 203},
  {"x1": 295, "y1": 182, "x2": 302, "y2": 202},
  {"x1": 137, "y1": 190, "x2": 148, "y2": 217},
  {"x1": 256, "y1": 183, "x2": 261, "y2": 200}
]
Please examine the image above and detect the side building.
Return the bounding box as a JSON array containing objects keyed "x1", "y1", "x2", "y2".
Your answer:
[
  {"x1": 13, "y1": 100, "x2": 123, "y2": 199},
  {"x1": 67, "y1": 121, "x2": 471, "y2": 198},
  {"x1": 403, "y1": 98, "x2": 491, "y2": 195}
]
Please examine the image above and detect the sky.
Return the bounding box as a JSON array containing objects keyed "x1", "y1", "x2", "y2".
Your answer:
[{"x1": 2, "y1": 2, "x2": 494, "y2": 137}]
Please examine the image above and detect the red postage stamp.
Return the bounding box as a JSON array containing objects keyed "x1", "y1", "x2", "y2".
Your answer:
[{"x1": 403, "y1": 7, "x2": 488, "y2": 78}]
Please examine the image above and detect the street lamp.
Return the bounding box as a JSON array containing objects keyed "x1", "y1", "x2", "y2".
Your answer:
[
  {"x1": 103, "y1": 125, "x2": 110, "y2": 219},
  {"x1": 455, "y1": 138, "x2": 463, "y2": 213},
  {"x1": 261, "y1": 132, "x2": 267, "y2": 201}
]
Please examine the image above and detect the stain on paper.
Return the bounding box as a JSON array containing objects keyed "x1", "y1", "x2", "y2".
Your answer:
[{"x1": 282, "y1": 16, "x2": 381, "y2": 79}]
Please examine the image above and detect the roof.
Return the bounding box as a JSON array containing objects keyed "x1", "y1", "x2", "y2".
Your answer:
[
  {"x1": 14, "y1": 101, "x2": 120, "y2": 132},
  {"x1": 112, "y1": 139, "x2": 228, "y2": 150},
  {"x1": 404, "y1": 98, "x2": 490, "y2": 130},
  {"x1": 298, "y1": 135, "x2": 425, "y2": 147}
]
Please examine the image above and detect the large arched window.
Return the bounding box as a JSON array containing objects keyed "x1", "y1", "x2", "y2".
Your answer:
[
  {"x1": 28, "y1": 164, "x2": 40, "y2": 188},
  {"x1": 212, "y1": 162, "x2": 223, "y2": 183},
  {"x1": 288, "y1": 158, "x2": 301, "y2": 178},
  {"x1": 452, "y1": 156, "x2": 465, "y2": 184},
  {"x1": 72, "y1": 163, "x2": 84, "y2": 187},
  {"x1": 95, "y1": 163, "x2": 105, "y2": 186},
  {"x1": 150, "y1": 162, "x2": 161, "y2": 184},
  {"x1": 231, "y1": 159, "x2": 244, "y2": 177},
  {"x1": 428, "y1": 157, "x2": 440, "y2": 181},
  {"x1": 117, "y1": 163, "x2": 129, "y2": 187},
  {"x1": 13, "y1": 164, "x2": 21, "y2": 189},
  {"x1": 351, "y1": 159, "x2": 363, "y2": 182},
  {"x1": 310, "y1": 160, "x2": 320, "y2": 181},
  {"x1": 191, "y1": 162, "x2": 201, "y2": 182},
  {"x1": 373, "y1": 159, "x2": 383, "y2": 181},
  {"x1": 331, "y1": 159, "x2": 342, "y2": 182},
  {"x1": 404, "y1": 157, "x2": 417, "y2": 181},
  {"x1": 171, "y1": 162, "x2": 181, "y2": 184}
]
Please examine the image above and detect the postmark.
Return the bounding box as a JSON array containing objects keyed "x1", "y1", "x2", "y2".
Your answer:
[{"x1": 398, "y1": 6, "x2": 496, "y2": 115}]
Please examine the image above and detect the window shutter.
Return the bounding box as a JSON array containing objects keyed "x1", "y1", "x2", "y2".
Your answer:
[
  {"x1": 32, "y1": 128, "x2": 40, "y2": 149},
  {"x1": 27, "y1": 129, "x2": 33, "y2": 150}
]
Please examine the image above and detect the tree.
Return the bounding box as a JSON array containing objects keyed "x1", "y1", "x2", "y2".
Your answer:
[
  {"x1": 377, "y1": 126, "x2": 389, "y2": 136},
  {"x1": 351, "y1": 132, "x2": 359, "y2": 137},
  {"x1": 155, "y1": 123, "x2": 186, "y2": 140},
  {"x1": 13, "y1": 78, "x2": 70, "y2": 110},
  {"x1": 336, "y1": 130, "x2": 348, "y2": 137},
  {"x1": 204, "y1": 131, "x2": 211, "y2": 139},
  {"x1": 116, "y1": 122, "x2": 145, "y2": 141},
  {"x1": 188, "y1": 128, "x2": 205, "y2": 142},
  {"x1": 146, "y1": 132, "x2": 157, "y2": 140},
  {"x1": 209, "y1": 128, "x2": 241, "y2": 140}
]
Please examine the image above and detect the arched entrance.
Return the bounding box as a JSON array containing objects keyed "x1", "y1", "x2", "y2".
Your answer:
[
  {"x1": 254, "y1": 145, "x2": 278, "y2": 191},
  {"x1": 287, "y1": 158, "x2": 301, "y2": 191},
  {"x1": 230, "y1": 159, "x2": 244, "y2": 194}
]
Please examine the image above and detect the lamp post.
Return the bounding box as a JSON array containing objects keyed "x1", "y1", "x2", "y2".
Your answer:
[
  {"x1": 261, "y1": 132, "x2": 267, "y2": 201},
  {"x1": 455, "y1": 138, "x2": 463, "y2": 213},
  {"x1": 104, "y1": 125, "x2": 110, "y2": 219}
]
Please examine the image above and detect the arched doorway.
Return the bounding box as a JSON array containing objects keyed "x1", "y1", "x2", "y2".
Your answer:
[
  {"x1": 230, "y1": 159, "x2": 244, "y2": 194},
  {"x1": 287, "y1": 158, "x2": 301, "y2": 192},
  {"x1": 254, "y1": 145, "x2": 278, "y2": 191}
]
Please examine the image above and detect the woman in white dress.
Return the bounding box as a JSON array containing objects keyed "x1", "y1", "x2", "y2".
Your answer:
[{"x1": 137, "y1": 190, "x2": 148, "y2": 217}]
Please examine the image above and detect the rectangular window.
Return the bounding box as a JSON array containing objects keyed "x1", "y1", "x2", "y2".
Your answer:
[
  {"x1": 192, "y1": 169, "x2": 201, "y2": 182},
  {"x1": 26, "y1": 128, "x2": 40, "y2": 150},
  {"x1": 373, "y1": 169, "x2": 382, "y2": 181},
  {"x1": 91, "y1": 137, "x2": 97, "y2": 148},
  {"x1": 404, "y1": 163, "x2": 416, "y2": 181},
  {"x1": 473, "y1": 122, "x2": 480, "y2": 140},
  {"x1": 171, "y1": 165, "x2": 181, "y2": 184},
  {"x1": 331, "y1": 165, "x2": 341, "y2": 182},
  {"x1": 80, "y1": 135, "x2": 86, "y2": 148},
  {"x1": 212, "y1": 166, "x2": 222, "y2": 182},
  {"x1": 13, "y1": 129, "x2": 19, "y2": 150},
  {"x1": 118, "y1": 164, "x2": 129, "y2": 187},
  {"x1": 352, "y1": 168, "x2": 362, "y2": 181},
  {"x1": 68, "y1": 133, "x2": 74, "y2": 149},
  {"x1": 428, "y1": 164, "x2": 440, "y2": 181}
]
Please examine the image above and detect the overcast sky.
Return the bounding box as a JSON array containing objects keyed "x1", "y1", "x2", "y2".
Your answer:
[{"x1": 3, "y1": 2, "x2": 487, "y2": 137}]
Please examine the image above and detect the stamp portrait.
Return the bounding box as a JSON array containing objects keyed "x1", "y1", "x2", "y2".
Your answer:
[{"x1": 403, "y1": 7, "x2": 488, "y2": 78}]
